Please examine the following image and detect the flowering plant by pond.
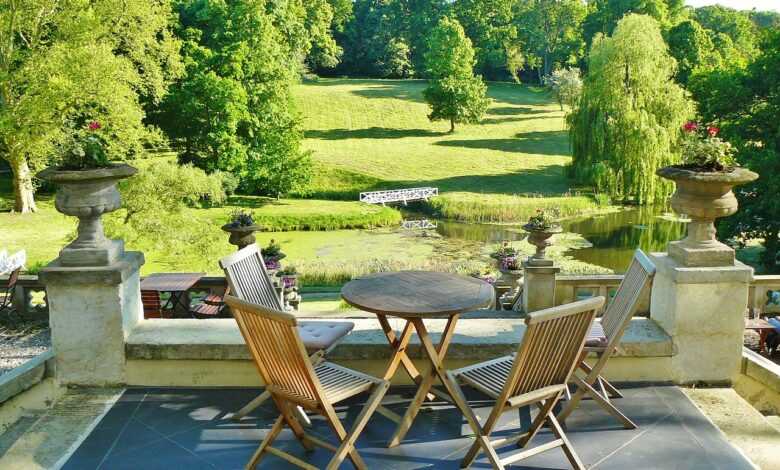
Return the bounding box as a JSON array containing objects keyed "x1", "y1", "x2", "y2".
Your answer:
[
  {"x1": 226, "y1": 209, "x2": 256, "y2": 228},
  {"x1": 58, "y1": 121, "x2": 111, "y2": 170},
  {"x1": 490, "y1": 241, "x2": 519, "y2": 260},
  {"x1": 500, "y1": 255, "x2": 521, "y2": 271},
  {"x1": 525, "y1": 209, "x2": 559, "y2": 231},
  {"x1": 680, "y1": 121, "x2": 736, "y2": 172}
]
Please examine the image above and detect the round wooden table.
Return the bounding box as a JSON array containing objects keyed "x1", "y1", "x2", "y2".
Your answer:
[{"x1": 341, "y1": 270, "x2": 494, "y2": 447}]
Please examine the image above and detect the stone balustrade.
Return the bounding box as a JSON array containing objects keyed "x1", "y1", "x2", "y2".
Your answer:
[{"x1": 7, "y1": 272, "x2": 780, "y2": 318}]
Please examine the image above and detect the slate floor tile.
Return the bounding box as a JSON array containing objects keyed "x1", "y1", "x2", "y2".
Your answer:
[{"x1": 61, "y1": 385, "x2": 755, "y2": 470}]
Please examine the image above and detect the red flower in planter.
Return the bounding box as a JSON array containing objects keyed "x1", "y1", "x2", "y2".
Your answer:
[
  {"x1": 683, "y1": 121, "x2": 699, "y2": 133},
  {"x1": 88, "y1": 121, "x2": 101, "y2": 131},
  {"x1": 707, "y1": 126, "x2": 719, "y2": 137}
]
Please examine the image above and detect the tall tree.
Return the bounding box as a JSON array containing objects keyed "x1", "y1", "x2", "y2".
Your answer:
[
  {"x1": 453, "y1": 0, "x2": 519, "y2": 80},
  {"x1": 582, "y1": 0, "x2": 686, "y2": 47},
  {"x1": 515, "y1": 0, "x2": 587, "y2": 81},
  {"x1": 0, "y1": 0, "x2": 180, "y2": 213},
  {"x1": 158, "y1": 0, "x2": 311, "y2": 198},
  {"x1": 693, "y1": 6, "x2": 758, "y2": 67},
  {"x1": 569, "y1": 14, "x2": 693, "y2": 204},
  {"x1": 423, "y1": 17, "x2": 490, "y2": 133},
  {"x1": 667, "y1": 19, "x2": 720, "y2": 84}
]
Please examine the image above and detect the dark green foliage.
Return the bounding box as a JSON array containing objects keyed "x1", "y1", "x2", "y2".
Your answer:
[
  {"x1": 515, "y1": 0, "x2": 587, "y2": 80},
  {"x1": 423, "y1": 17, "x2": 490, "y2": 132},
  {"x1": 701, "y1": 31, "x2": 780, "y2": 272},
  {"x1": 693, "y1": 5, "x2": 758, "y2": 66},
  {"x1": 333, "y1": 0, "x2": 445, "y2": 78},
  {"x1": 667, "y1": 20, "x2": 719, "y2": 84},
  {"x1": 582, "y1": 0, "x2": 686, "y2": 47},
  {"x1": 156, "y1": 0, "x2": 312, "y2": 198},
  {"x1": 452, "y1": 0, "x2": 519, "y2": 80}
]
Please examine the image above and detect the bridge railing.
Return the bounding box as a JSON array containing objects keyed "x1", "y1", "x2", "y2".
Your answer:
[{"x1": 360, "y1": 187, "x2": 438, "y2": 205}]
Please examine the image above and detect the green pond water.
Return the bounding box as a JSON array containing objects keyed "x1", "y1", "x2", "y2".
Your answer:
[{"x1": 432, "y1": 206, "x2": 686, "y2": 273}]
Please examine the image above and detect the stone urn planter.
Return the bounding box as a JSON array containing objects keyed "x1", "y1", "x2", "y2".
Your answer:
[
  {"x1": 657, "y1": 166, "x2": 758, "y2": 267},
  {"x1": 221, "y1": 223, "x2": 264, "y2": 251},
  {"x1": 38, "y1": 163, "x2": 137, "y2": 266},
  {"x1": 523, "y1": 224, "x2": 563, "y2": 267}
]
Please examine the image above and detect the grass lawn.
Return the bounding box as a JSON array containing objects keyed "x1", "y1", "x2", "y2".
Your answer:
[{"x1": 293, "y1": 79, "x2": 606, "y2": 222}]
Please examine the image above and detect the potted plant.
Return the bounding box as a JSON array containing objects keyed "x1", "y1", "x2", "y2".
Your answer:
[
  {"x1": 523, "y1": 209, "x2": 562, "y2": 264},
  {"x1": 490, "y1": 241, "x2": 519, "y2": 262},
  {"x1": 261, "y1": 239, "x2": 286, "y2": 270},
  {"x1": 657, "y1": 122, "x2": 758, "y2": 266},
  {"x1": 276, "y1": 266, "x2": 299, "y2": 290},
  {"x1": 37, "y1": 121, "x2": 137, "y2": 266},
  {"x1": 222, "y1": 209, "x2": 263, "y2": 251}
]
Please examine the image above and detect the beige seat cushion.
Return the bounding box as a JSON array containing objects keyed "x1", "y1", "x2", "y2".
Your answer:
[
  {"x1": 586, "y1": 321, "x2": 608, "y2": 347},
  {"x1": 298, "y1": 321, "x2": 354, "y2": 353}
]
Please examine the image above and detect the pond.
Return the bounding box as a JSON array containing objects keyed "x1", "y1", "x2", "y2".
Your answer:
[{"x1": 432, "y1": 206, "x2": 685, "y2": 273}]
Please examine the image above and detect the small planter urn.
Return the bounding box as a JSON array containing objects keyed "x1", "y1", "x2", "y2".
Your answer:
[
  {"x1": 523, "y1": 224, "x2": 563, "y2": 267},
  {"x1": 38, "y1": 163, "x2": 137, "y2": 267},
  {"x1": 221, "y1": 224, "x2": 264, "y2": 251},
  {"x1": 657, "y1": 166, "x2": 758, "y2": 267}
]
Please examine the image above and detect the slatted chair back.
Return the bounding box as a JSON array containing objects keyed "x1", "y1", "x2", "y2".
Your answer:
[
  {"x1": 219, "y1": 245, "x2": 284, "y2": 310},
  {"x1": 224, "y1": 294, "x2": 324, "y2": 409},
  {"x1": 600, "y1": 250, "x2": 655, "y2": 346},
  {"x1": 141, "y1": 290, "x2": 164, "y2": 318},
  {"x1": 503, "y1": 296, "x2": 603, "y2": 400}
]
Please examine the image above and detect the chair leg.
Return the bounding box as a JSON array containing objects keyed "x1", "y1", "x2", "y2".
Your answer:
[
  {"x1": 277, "y1": 399, "x2": 315, "y2": 451},
  {"x1": 246, "y1": 415, "x2": 284, "y2": 469},
  {"x1": 460, "y1": 398, "x2": 504, "y2": 469},
  {"x1": 446, "y1": 373, "x2": 501, "y2": 469},
  {"x1": 518, "y1": 396, "x2": 559, "y2": 449},
  {"x1": 326, "y1": 381, "x2": 389, "y2": 470},
  {"x1": 546, "y1": 411, "x2": 585, "y2": 470},
  {"x1": 578, "y1": 360, "x2": 622, "y2": 398},
  {"x1": 233, "y1": 391, "x2": 272, "y2": 420},
  {"x1": 565, "y1": 375, "x2": 636, "y2": 429}
]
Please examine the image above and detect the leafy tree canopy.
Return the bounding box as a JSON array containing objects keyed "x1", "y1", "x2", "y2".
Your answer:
[
  {"x1": 667, "y1": 19, "x2": 720, "y2": 84},
  {"x1": 423, "y1": 17, "x2": 490, "y2": 132},
  {"x1": 700, "y1": 30, "x2": 780, "y2": 272},
  {"x1": 582, "y1": 0, "x2": 686, "y2": 46},
  {"x1": 569, "y1": 14, "x2": 694, "y2": 204},
  {"x1": 156, "y1": 0, "x2": 312, "y2": 198},
  {"x1": 0, "y1": 0, "x2": 181, "y2": 213}
]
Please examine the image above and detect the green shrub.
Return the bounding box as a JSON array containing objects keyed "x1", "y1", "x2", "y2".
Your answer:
[{"x1": 425, "y1": 193, "x2": 609, "y2": 224}]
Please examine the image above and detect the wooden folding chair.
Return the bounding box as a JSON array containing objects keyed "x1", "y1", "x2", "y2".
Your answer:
[
  {"x1": 224, "y1": 295, "x2": 389, "y2": 470},
  {"x1": 557, "y1": 249, "x2": 656, "y2": 430},
  {"x1": 141, "y1": 290, "x2": 173, "y2": 319},
  {"x1": 220, "y1": 245, "x2": 354, "y2": 422},
  {"x1": 446, "y1": 296, "x2": 605, "y2": 470},
  {"x1": 0, "y1": 267, "x2": 20, "y2": 314}
]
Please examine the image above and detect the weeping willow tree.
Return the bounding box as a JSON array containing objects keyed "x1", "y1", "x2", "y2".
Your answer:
[{"x1": 569, "y1": 14, "x2": 694, "y2": 204}]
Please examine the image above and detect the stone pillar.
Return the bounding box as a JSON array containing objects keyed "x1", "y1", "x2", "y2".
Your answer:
[
  {"x1": 650, "y1": 252, "x2": 752, "y2": 384},
  {"x1": 39, "y1": 249, "x2": 144, "y2": 386},
  {"x1": 522, "y1": 259, "x2": 560, "y2": 313}
]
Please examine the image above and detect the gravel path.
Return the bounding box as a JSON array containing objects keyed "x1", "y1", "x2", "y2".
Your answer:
[{"x1": 0, "y1": 328, "x2": 51, "y2": 375}]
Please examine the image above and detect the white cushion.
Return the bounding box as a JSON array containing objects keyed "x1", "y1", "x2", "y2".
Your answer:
[{"x1": 298, "y1": 321, "x2": 354, "y2": 352}]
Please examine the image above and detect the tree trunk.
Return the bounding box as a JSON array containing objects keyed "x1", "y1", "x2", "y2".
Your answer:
[
  {"x1": 763, "y1": 229, "x2": 779, "y2": 273},
  {"x1": 11, "y1": 157, "x2": 37, "y2": 213},
  {"x1": 449, "y1": 118, "x2": 455, "y2": 133}
]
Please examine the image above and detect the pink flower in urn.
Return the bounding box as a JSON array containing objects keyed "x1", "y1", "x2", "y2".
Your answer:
[
  {"x1": 683, "y1": 121, "x2": 698, "y2": 133},
  {"x1": 88, "y1": 121, "x2": 102, "y2": 131},
  {"x1": 707, "y1": 126, "x2": 719, "y2": 137}
]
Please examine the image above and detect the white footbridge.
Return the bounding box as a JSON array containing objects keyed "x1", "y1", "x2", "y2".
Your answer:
[{"x1": 359, "y1": 187, "x2": 438, "y2": 205}]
